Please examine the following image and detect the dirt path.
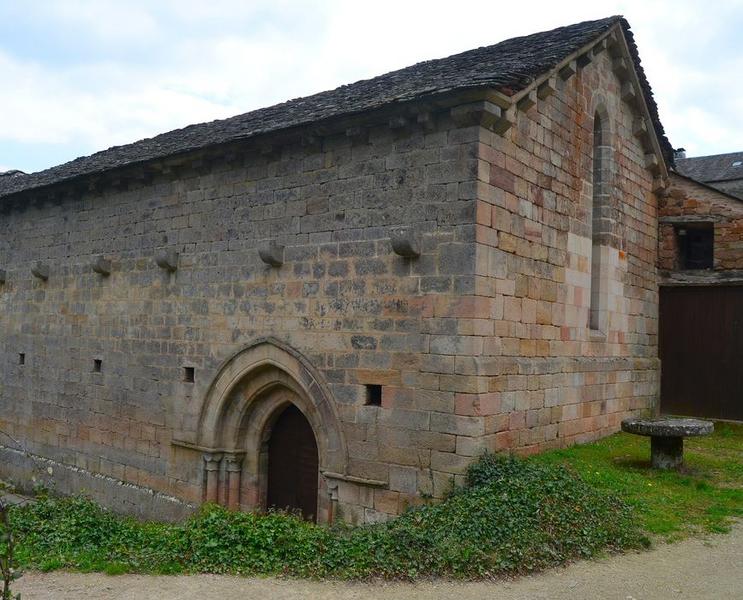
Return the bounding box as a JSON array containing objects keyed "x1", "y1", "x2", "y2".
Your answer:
[{"x1": 15, "y1": 523, "x2": 743, "y2": 600}]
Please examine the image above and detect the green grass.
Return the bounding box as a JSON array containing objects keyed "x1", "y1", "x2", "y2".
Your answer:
[{"x1": 532, "y1": 422, "x2": 743, "y2": 540}]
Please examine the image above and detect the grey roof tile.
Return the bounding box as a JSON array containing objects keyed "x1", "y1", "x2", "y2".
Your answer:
[
  {"x1": 676, "y1": 152, "x2": 743, "y2": 183},
  {"x1": 0, "y1": 16, "x2": 672, "y2": 200}
]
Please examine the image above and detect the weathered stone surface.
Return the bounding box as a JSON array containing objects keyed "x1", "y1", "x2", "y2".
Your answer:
[
  {"x1": 621, "y1": 417, "x2": 713, "y2": 438},
  {"x1": 0, "y1": 21, "x2": 662, "y2": 524}
]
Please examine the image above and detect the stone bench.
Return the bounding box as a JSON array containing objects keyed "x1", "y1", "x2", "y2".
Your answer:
[{"x1": 621, "y1": 417, "x2": 714, "y2": 469}]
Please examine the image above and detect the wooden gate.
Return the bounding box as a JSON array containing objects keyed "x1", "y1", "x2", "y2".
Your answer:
[
  {"x1": 267, "y1": 404, "x2": 319, "y2": 521},
  {"x1": 660, "y1": 285, "x2": 743, "y2": 421}
]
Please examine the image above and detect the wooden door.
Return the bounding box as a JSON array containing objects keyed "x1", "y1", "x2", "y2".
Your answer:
[
  {"x1": 266, "y1": 404, "x2": 319, "y2": 521},
  {"x1": 660, "y1": 285, "x2": 743, "y2": 421}
]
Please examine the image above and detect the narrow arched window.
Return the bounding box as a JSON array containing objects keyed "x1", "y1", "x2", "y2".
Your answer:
[{"x1": 590, "y1": 111, "x2": 610, "y2": 331}]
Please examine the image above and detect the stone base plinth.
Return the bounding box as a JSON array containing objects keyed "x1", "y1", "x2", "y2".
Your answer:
[{"x1": 651, "y1": 436, "x2": 683, "y2": 469}]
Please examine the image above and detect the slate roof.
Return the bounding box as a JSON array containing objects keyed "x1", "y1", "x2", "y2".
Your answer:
[
  {"x1": 0, "y1": 15, "x2": 672, "y2": 200},
  {"x1": 676, "y1": 152, "x2": 743, "y2": 183}
]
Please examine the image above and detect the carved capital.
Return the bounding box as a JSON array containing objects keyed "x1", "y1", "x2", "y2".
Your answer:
[
  {"x1": 224, "y1": 453, "x2": 244, "y2": 472},
  {"x1": 203, "y1": 452, "x2": 223, "y2": 471}
]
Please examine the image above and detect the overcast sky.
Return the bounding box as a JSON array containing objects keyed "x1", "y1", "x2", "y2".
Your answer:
[{"x1": 1, "y1": 0, "x2": 741, "y2": 174}]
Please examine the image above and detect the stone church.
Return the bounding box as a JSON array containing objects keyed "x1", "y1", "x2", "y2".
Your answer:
[{"x1": 0, "y1": 16, "x2": 671, "y2": 523}]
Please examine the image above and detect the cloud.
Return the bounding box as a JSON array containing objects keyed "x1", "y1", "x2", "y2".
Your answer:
[{"x1": 0, "y1": 0, "x2": 741, "y2": 172}]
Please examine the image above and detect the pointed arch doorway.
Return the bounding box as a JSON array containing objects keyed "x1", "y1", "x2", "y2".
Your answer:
[
  {"x1": 184, "y1": 338, "x2": 349, "y2": 524},
  {"x1": 266, "y1": 404, "x2": 319, "y2": 521}
]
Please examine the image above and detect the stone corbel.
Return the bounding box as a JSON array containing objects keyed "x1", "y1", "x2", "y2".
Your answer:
[
  {"x1": 621, "y1": 81, "x2": 638, "y2": 105},
  {"x1": 91, "y1": 255, "x2": 112, "y2": 276},
  {"x1": 576, "y1": 52, "x2": 592, "y2": 69},
  {"x1": 652, "y1": 176, "x2": 669, "y2": 195},
  {"x1": 606, "y1": 30, "x2": 624, "y2": 57},
  {"x1": 592, "y1": 38, "x2": 608, "y2": 56},
  {"x1": 633, "y1": 118, "x2": 649, "y2": 144},
  {"x1": 258, "y1": 241, "x2": 285, "y2": 267},
  {"x1": 31, "y1": 262, "x2": 49, "y2": 281},
  {"x1": 645, "y1": 153, "x2": 661, "y2": 175},
  {"x1": 536, "y1": 76, "x2": 557, "y2": 100},
  {"x1": 517, "y1": 89, "x2": 537, "y2": 112},
  {"x1": 612, "y1": 57, "x2": 630, "y2": 81},
  {"x1": 390, "y1": 226, "x2": 421, "y2": 258},
  {"x1": 559, "y1": 60, "x2": 577, "y2": 81},
  {"x1": 450, "y1": 101, "x2": 514, "y2": 135},
  {"x1": 155, "y1": 249, "x2": 178, "y2": 272}
]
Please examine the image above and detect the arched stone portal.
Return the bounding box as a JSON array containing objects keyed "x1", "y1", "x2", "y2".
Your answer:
[{"x1": 192, "y1": 338, "x2": 347, "y2": 523}]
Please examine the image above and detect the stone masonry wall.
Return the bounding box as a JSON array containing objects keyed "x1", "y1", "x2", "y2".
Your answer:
[
  {"x1": 464, "y1": 47, "x2": 659, "y2": 457},
  {"x1": 0, "y1": 42, "x2": 660, "y2": 524},
  {"x1": 0, "y1": 115, "x2": 482, "y2": 523},
  {"x1": 659, "y1": 173, "x2": 743, "y2": 272}
]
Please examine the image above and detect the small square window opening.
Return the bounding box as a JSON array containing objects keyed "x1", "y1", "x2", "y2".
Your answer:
[
  {"x1": 19, "y1": 353, "x2": 25, "y2": 366},
  {"x1": 93, "y1": 359, "x2": 102, "y2": 373},
  {"x1": 184, "y1": 366, "x2": 195, "y2": 383},
  {"x1": 676, "y1": 224, "x2": 713, "y2": 270},
  {"x1": 365, "y1": 384, "x2": 382, "y2": 406}
]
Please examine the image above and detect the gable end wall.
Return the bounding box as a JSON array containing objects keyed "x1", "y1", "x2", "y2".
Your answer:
[{"x1": 469, "y1": 46, "x2": 659, "y2": 454}]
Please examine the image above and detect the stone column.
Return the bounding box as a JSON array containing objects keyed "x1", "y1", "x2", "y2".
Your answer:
[
  {"x1": 326, "y1": 477, "x2": 339, "y2": 525},
  {"x1": 203, "y1": 453, "x2": 223, "y2": 504},
  {"x1": 224, "y1": 453, "x2": 244, "y2": 510}
]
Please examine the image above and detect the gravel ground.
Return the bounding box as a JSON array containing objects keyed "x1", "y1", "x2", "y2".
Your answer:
[{"x1": 15, "y1": 523, "x2": 743, "y2": 600}]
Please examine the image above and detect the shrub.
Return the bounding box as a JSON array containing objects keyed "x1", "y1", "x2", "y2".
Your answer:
[{"x1": 10, "y1": 453, "x2": 646, "y2": 579}]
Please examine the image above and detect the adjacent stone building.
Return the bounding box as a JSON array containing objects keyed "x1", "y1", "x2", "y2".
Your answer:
[
  {"x1": 676, "y1": 151, "x2": 743, "y2": 200},
  {"x1": 0, "y1": 16, "x2": 672, "y2": 523},
  {"x1": 660, "y1": 171, "x2": 743, "y2": 279},
  {"x1": 657, "y1": 170, "x2": 743, "y2": 421}
]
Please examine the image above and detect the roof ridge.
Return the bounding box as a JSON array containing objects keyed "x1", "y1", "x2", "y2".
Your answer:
[{"x1": 678, "y1": 151, "x2": 743, "y2": 161}]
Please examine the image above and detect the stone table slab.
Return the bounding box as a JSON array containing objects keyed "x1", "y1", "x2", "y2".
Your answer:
[{"x1": 621, "y1": 417, "x2": 714, "y2": 469}]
